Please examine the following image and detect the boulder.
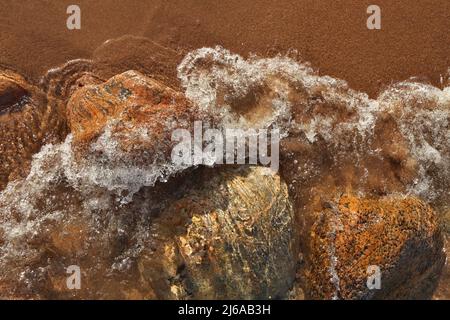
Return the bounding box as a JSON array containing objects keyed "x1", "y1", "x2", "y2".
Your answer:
[
  {"x1": 305, "y1": 194, "x2": 445, "y2": 299},
  {"x1": 66, "y1": 70, "x2": 206, "y2": 157},
  {"x1": 65, "y1": 70, "x2": 217, "y2": 201}
]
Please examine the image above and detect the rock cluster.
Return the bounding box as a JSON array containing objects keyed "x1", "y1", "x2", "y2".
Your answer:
[
  {"x1": 0, "y1": 165, "x2": 296, "y2": 299},
  {"x1": 0, "y1": 45, "x2": 448, "y2": 299}
]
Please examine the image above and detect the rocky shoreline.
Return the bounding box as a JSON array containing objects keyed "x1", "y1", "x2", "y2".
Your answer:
[{"x1": 0, "y1": 42, "x2": 448, "y2": 299}]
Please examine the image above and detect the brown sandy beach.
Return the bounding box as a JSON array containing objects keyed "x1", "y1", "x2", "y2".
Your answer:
[{"x1": 0, "y1": 0, "x2": 449, "y2": 97}]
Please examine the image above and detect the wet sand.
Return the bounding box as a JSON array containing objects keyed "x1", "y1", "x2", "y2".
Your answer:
[{"x1": 0, "y1": 0, "x2": 449, "y2": 97}]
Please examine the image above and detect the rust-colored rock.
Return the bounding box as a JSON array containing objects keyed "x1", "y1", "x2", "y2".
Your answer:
[
  {"x1": 0, "y1": 69, "x2": 66, "y2": 190},
  {"x1": 92, "y1": 35, "x2": 182, "y2": 90},
  {"x1": 1, "y1": 45, "x2": 449, "y2": 300},
  {"x1": 40, "y1": 59, "x2": 103, "y2": 102},
  {"x1": 305, "y1": 194, "x2": 445, "y2": 300},
  {"x1": 65, "y1": 70, "x2": 216, "y2": 201},
  {"x1": 67, "y1": 70, "x2": 207, "y2": 159}
]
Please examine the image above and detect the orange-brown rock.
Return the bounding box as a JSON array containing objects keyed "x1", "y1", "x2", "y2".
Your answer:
[
  {"x1": 64, "y1": 70, "x2": 219, "y2": 202},
  {"x1": 0, "y1": 69, "x2": 66, "y2": 190},
  {"x1": 67, "y1": 70, "x2": 207, "y2": 157},
  {"x1": 1, "y1": 45, "x2": 449, "y2": 300},
  {"x1": 41, "y1": 59, "x2": 104, "y2": 103},
  {"x1": 305, "y1": 194, "x2": 445, "y2": 299}
]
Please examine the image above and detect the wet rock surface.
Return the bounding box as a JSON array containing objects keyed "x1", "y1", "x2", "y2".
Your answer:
[
  {"x1": 64, "y1": 70, "x2": 215, "y2": 203},
  {"x1": 139, "y1": 166, "x2": 297, "y2": 299},
  {"x1": 67, "y1": 70, "x2": 200, "y2": 149},
  {"x1": 433, "y1": 234, "x2": 449, "y2": 300},
  {"x1": 305, "y1": 194, "x2": 444, "y2": 300}
]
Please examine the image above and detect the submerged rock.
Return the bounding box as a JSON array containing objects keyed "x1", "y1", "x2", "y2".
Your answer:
[
  {"x1": 40, "y1": 59, "x2": 103, "y2": 103},
  {"x1": 305, "y1": 194, "x2": 445, "y2": 300},
  {"x1": 65, "y1": 70, "x2": 215, "y2": 202},
  {"x1": 432, "y1": 235, "x2": 449, "y2": 300},
  {"x1": 0, "y1": 166, "x2": 297, "y2": 299}
]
